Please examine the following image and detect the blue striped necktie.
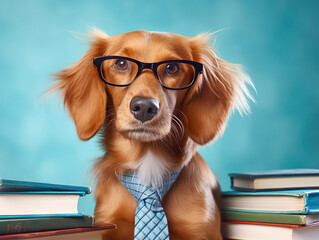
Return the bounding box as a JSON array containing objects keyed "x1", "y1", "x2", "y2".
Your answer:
[{"x1": 120, "y1": 170, "x2": 181, "y2": 240}]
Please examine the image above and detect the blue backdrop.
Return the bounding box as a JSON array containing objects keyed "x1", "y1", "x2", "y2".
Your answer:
[{"x1": 1, "y1": 0, "x2": 318, "y2": 215}]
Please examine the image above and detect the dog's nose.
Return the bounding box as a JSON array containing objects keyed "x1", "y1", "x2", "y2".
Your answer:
[{"x1": 130, "y1": 97, "x2": 159, "y2": 123}]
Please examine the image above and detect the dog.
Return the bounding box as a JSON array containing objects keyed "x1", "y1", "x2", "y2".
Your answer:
[{"x1": 52, "y1": 28, "x2": 252, "y2": 240}]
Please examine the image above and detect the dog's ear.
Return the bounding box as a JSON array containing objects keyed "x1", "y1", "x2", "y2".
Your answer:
[
  {"x1": 182, "y1": 35, "x2": 253, "y2": 145},
  {"x1": 52, "y1": 30, "x2": 108, "y2": 140}
]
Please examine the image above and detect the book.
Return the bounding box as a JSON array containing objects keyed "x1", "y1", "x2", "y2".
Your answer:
[
  {"x1": 229, "y1": 169, "x2": 319, "y2": 191},
  {"x1": 221, "y1": 189, "x2": 319, "y2": 214},
  {"x1": 0, "y1": 179, "x2": 91, "y2": 194},
  {"x1": 0, "y1": 216, "x2": 95, "y2": 235},
  {"x1": 221, "y1": 211, "x2": 319, "y2": 225},
  {"x1": 0, "y1": 224, "x2": 116, "y2": 240},
  {"x1": 222, "y1": 221, "x2": 319, "y2": 240},
  {"x1": 0, "y1": 191, "x2": 86, "y2": 217}
]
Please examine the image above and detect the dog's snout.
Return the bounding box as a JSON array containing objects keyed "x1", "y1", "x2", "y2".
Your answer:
[{"x1": 130, "y1": 97, "x2": 159, "y2": 123}]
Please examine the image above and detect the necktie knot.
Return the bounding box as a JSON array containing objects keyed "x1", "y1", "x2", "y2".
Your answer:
[{"x1": 143, "y1": 197, "x2": 163, "y2": 212}]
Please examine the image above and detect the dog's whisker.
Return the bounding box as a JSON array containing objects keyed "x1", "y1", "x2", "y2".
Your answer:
[
  {"x1": 175, "y1": 109, "x2": 189, "y2": 127},
  {"x1": 104, "y1": 119, "x2": 115, "y2": 130},
  {"x1": 159, "y1": 138, "x2": 175, "y2": 156},
  {"x1": 172, "y1": 115, "x2": 184, "y2": 140},
  {"x1": 105, "y1": 112, "x2": 116, "y2": 119},
  {"x1": 168, "y1": 123, "x2": 179, "y2": 144},
  {"x1": 103, "y1": 110, "x2": 117, "y2": 129},
  {"x1": 169, "y1": 125, "x2": 183, "y2": 152},
  {"x1": 169, "y1": 116, "x2": 184, "y2": 143}
]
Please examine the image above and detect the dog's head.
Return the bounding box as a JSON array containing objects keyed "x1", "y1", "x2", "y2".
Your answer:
[{"x1": 53, "y1": 29, "x2": 252, "y2": 146}]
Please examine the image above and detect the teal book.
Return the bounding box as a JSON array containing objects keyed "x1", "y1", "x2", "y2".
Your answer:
[
  {"x1": 229, "y1": 169, "x2": 319, "y2": 191},
  {"x1": 0, "y1": 179, "x2": 91, "y2": 194},
  {"x1": 222, "y1": 189, "x2": 319, "y2": 214},
  {"x1": 0, "y1": 215, "x2": 95, "y2": 235}
]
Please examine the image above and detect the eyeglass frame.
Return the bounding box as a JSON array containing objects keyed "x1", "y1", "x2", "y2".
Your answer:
[{"x1": 93, "y1": 56, "x2": 203, "y2": 90}]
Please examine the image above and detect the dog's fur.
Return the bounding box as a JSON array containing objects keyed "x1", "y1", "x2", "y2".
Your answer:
[{"x1": 52, "y1": 29, "x2": 252, "y2": 240}]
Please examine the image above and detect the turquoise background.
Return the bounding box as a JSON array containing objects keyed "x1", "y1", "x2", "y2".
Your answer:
[{"x1": 0, "y1": 0, "x2": 318, "y2": 215}]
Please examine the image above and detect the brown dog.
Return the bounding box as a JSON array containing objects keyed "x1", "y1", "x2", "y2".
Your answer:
[{"x1": 52, "y1": 29, "x2": 252, "y2": 240}]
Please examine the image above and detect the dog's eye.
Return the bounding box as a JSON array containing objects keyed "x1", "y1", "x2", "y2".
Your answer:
[
  {"x1": 114, "y1": 59, "x2": 129, "y2": 71},
  {"x1": 165, "y1": 63, "x2": 180, "y2": 75}
]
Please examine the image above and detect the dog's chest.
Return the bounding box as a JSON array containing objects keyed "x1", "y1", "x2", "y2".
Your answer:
[{"x1": 137, "y1": 151, "x2": 169, "y2": 189}]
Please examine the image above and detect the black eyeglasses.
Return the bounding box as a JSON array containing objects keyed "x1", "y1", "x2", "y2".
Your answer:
[{"x1": 93, "y1": 56, "x2": 203, "y2": 90}]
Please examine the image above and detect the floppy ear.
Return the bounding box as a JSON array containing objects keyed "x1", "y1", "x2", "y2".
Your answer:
[
  {"x1": 182, "y1": 35, "x2": 253, "y2": 145},
  {"x1": 52, "y1": 30, "x2": 108, "y2": 140}
]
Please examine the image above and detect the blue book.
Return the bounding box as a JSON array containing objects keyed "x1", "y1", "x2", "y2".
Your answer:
[
  {"x1": 0, "y1": 179, "x2": 91, "y2": 194},
  {"x1": 229, "y1": 169, "x2": 319, "y2": 191},
  {"x1": 222, "y1": 189, "x2": 319, "y2": 214}
]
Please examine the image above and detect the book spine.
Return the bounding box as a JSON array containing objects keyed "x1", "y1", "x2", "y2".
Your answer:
[
  {"x1": 0, "y1": 216, "x2": 94, "y2": 235},
  {"x1": 305, "y1": 191, "x2": 319, "y2": 214}
]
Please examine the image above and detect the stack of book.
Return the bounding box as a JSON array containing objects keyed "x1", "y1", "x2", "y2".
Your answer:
[
  {"x1": 0, "y1": 179, "x2": 115, "y2": 239},
  {"x1": 221, "y1": 169, "x2": 319, "y2": 240}
]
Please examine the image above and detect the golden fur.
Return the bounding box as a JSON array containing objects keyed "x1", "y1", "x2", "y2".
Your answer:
[{"x1": 52, "y1": 29, "x2": 252, "y2": 240}]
